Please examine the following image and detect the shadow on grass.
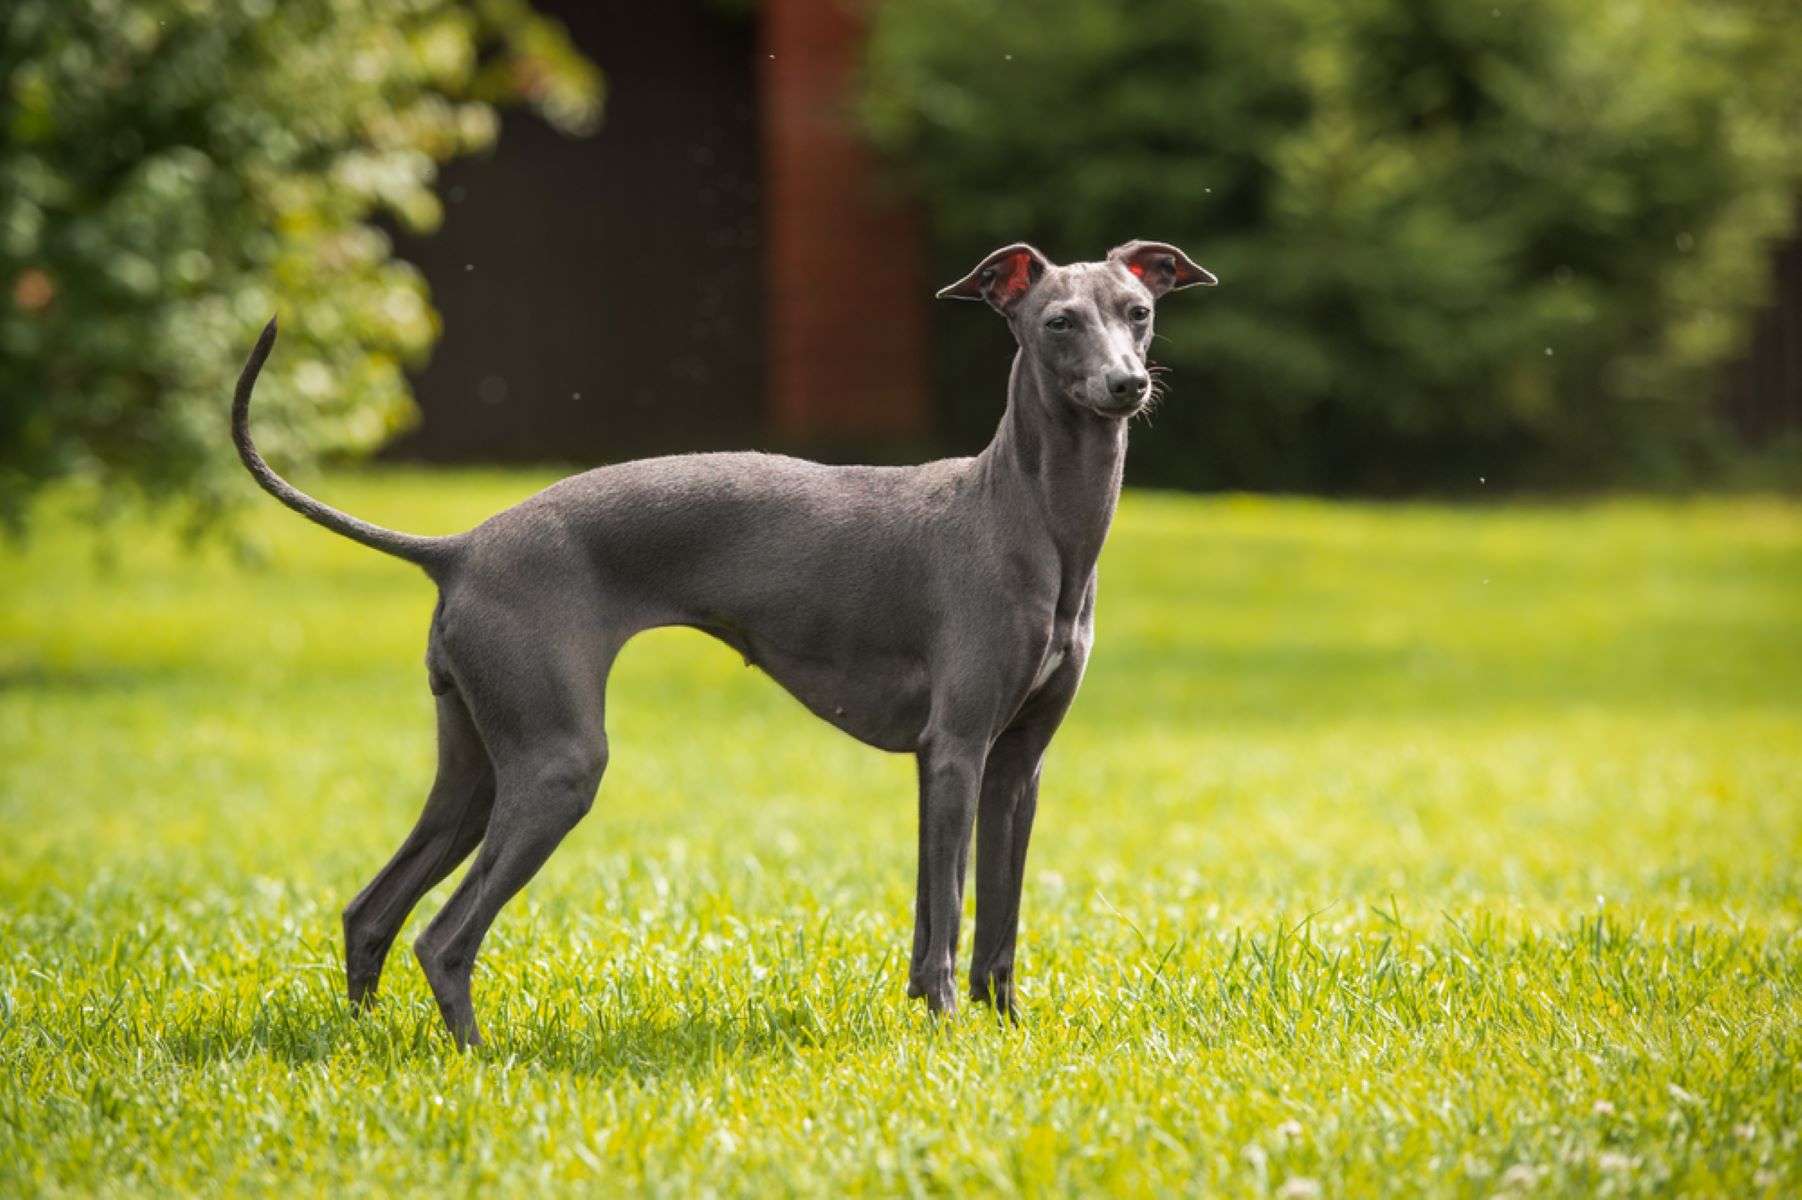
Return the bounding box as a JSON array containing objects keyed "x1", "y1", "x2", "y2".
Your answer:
[
  {"x1": 157, "y1": 982, "x2": 873, "y2": 1081},
  {"x1": 0, "y1": 661, "x2": 160, "y2": 694}
]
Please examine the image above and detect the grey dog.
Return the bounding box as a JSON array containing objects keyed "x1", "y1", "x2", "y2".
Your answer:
[{"x1": 232, "y1": 239, "x2": 1214, "y2": 1047}]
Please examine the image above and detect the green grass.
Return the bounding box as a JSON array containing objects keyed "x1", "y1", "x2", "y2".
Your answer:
[{"x1": 3, "y1": 471, "x2": 1799, "y2": 1197}]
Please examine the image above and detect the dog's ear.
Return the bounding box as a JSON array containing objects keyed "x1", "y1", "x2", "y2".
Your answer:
[
  {"x1": 1108, "y1": 240, "x2": 1217, "y2": 298},
  {"x1": 936, "y1": 243, "x2": 1052, "y2": 314}
]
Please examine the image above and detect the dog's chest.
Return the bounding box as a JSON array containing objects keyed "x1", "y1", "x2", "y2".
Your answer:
[
  {"x1": 1025, "y1": 608, "x2": 1084, "y2": 696},
  {"x1": 1019, "y1": 570, "x2": 1093, "y2": 698}
]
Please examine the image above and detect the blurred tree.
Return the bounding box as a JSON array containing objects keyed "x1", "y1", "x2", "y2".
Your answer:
[
  {"x1": 0, "y1": 0, "x2": 599, "y2": 534},
  {"x1": 863, "y1": 0, "x2": 1802, "y2": 490}
]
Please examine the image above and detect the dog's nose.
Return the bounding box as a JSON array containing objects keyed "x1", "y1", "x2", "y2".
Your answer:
[{"x1": 1106, "y1": 369, "x2": 1149, "y2": 401}]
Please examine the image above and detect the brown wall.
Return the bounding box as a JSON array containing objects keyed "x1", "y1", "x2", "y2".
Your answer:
[{"x1": 760, "y1": 0, "x2": 929, "y2": 445}]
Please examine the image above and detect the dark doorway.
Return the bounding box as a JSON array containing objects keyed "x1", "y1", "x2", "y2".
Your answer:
[
  {"x1": 1727, "y1": 204, "x2": 1802, "y2": 443},
  {"x1": 389, "y1": 0, "x2": 763, "y2": 465}
]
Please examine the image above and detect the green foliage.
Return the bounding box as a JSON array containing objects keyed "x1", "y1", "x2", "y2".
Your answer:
[
  {"x1": 863, "y1": 0, "x2": 1802, "y2": 491},
  {"x1": 0, "y1": 0, "x2": 599, "y2": 534},
  {"x1": 4, "y1": 471, "x2": 1801, "y2": 1192}
]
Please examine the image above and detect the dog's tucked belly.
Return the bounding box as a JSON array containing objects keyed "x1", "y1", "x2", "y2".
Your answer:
[{"x1": 694, "y1": 623, "x2": 931, "y2": 753}]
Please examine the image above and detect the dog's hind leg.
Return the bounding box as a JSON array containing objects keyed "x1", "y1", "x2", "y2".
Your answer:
[
  {"x1": 412, "y1": 737, "x2": 607, "y2": 1049},
  {"x1": 410, "y1": 633, "x2": 616, "y2": 1049},
  {"x1": 341, "y1": 688, "x2": 495, "y2": 1007}
]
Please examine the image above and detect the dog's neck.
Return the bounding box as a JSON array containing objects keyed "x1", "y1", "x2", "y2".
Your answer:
[{"x1": 976, "y1": 349, "x2": 1127, "y2": 612}]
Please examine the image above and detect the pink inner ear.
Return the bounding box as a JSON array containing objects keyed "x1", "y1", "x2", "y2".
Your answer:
[
  {"x1": 988, "y1": 252, "x2": 1035, "y2": 306},
  {"x1": 1127, "y1": 263, "x2": 1145, "y2": 278}
]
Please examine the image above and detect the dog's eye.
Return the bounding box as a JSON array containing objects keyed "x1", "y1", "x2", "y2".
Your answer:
[
  {"x1": 1045, "y1": 315, "x2": 1073, "y2": 332},
  {"x1": 1130, "y1": 306, "x2": 1152, "y2": 323}
]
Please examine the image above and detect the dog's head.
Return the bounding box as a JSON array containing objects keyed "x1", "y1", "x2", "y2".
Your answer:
[{"x1": 938, "y1": 241, "x2": 1215, "y2": 419}]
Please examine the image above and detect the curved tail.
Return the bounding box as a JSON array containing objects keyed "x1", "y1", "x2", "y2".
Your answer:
[{"x1": 233, "y1": 318, "x2": 457, "y2": 574}]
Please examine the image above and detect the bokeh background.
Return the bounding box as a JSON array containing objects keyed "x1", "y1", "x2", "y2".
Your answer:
[
  {"x1": 3, "y1": 0, "x2": 1799, "y2": 533},
  {"x1": 5, "y1": 5, "x2": 1801, "y2": 1193}
]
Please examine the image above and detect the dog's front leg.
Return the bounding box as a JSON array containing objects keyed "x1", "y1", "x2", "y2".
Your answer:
[
  {"x1": 907, "y1": 731, "x2": 986, "y2": 1015},
  {"x1": 968, "y1": 733, "x2": 1042, "y2": 1019},
  {"x1": 970, "y1": 655, "x2": 1085, "y2": 1017}
]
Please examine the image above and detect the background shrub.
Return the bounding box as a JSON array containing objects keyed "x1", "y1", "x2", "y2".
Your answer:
[
  {"x1": 862, "y1": 0, "x2": 1802, "y2": 491},
  {"x1": 0, "y1": 0, "x2": 599, "y2": 534}
]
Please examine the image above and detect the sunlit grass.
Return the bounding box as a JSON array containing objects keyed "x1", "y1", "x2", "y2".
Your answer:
[{"x1": 3, "y1": 471, "x2": 1799, "y2": 1196}]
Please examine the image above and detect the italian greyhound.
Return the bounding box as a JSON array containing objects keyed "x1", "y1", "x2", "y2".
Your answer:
[{"x1": 232, "y1": 240, "x2": 1215, "y2": 1047}]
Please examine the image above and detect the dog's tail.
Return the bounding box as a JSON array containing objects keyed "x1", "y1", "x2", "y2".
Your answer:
[{"x1": 233, "y1": 318, "x2": 459, "y2": 575}]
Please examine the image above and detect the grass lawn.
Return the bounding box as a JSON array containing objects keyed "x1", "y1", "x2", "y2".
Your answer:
[{"x1": 2, "y1": 470, "x2": 1799, "y2": 1196}]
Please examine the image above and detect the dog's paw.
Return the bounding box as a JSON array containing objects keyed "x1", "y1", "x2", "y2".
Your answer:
[
  {"x1": 908, "y1": 968, "x2": 959, "y2": 1015},
  {"x1": 969, "y1": 967, "x2": 1018, "y2": 1021}
]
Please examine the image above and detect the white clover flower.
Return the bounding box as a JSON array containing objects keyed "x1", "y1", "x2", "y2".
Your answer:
[{"x1": 1501, "y1": 1163, "x2": 1541, "y2": 1188}]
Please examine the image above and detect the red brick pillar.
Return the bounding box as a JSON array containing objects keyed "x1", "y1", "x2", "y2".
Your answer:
[{"x1": 760, "y1": 0, "x2": 929, "y2": 443}]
